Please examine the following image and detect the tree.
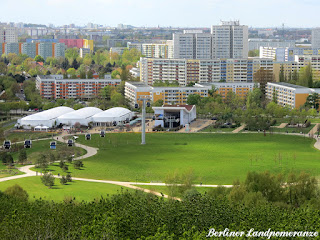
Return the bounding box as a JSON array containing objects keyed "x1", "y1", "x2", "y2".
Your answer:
[
  {"x1": 291, "y1": 69, "x2": 299, "y2": 84},
  {"x1": 67, "y1": 68, "x2": 77, "y2": 79},
  {"x1": 61, "y1": 58, "x2": 69, "y2": 70},
  {"x1": 71, "y1": 59, "x2": 79, "y2": 70},
  {"x1": 305, "y1": 93, "x2": 319, "y2": 110},
  {"x1": 79, "y1": 71, "x2": 86, "y2": 79},
  {"x1": 34, "y1": 55, "x2": 45, "y2": 63},
  {"x1": 66, "y1": 173, "x2": 72, "y2": 182},
  {"x1": 187, "y1": 94, "x2": 201, "y2": 105},
  {"x1": 120, "y1": 65, "x2": 129, "y2": 81},
  {"x1": 73, "y1": 160, "x2": 83, "y2": 169},
  {"x1": 87, "y1": 70, "x2": 93, "y2": 79},
  {"x1": 4, "y1": 184, "x2": 28, "y2": 201},
  {"x1": 41, "y1": 173, "x2": 55, "y2": 189},
  {"x1": 60, "y1": 175, "x2": 67, "y2": 185},
  {"x1": 248, "y1": 49, "x2": 259, "y2": 57},
  {"x1": 0, "y1": 62, "x2": 7, "y2": 74},
  {"x1": 36, "y1": 154, "x2": 48, "y2": 171},
  {"x1": 279, "y1": 64, "x2": 285, "y2": 82},
  {"x1": 59, "y1": 160, "x2": 65, "y2": 169},
  {"x1": 65, "y1": 48, "x2": 79, "y2": 63},
  {"x1": 298, "y1": 64, "x2": 313, "y2": 87},
  {"x1": 153, "y1": 99, "x2": 164, "y2": 107},
  {"x1": 18, "y1": 149, "x2": 27, "y2": 165},
  {"x1": 246, "y1": 88, "x2": 262, "y2": 109},
  {"x1": 253, "y1": 67, "x2": 274, "y2": 96}
]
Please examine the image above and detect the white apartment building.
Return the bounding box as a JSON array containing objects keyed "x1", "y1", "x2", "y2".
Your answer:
[
  {"x1": 211, "y1": 21, "x2": 248, "y2": 59},
  {"x1": 80, "y1": 48, "x2": 91, "y2": 58},
  {"x1": 0, "y1": 26, "x2": 18, "y2": 43},
  {"x1": 140, "y1": 57, "x2": 273, "y2": 86},
  {"x1": 266, "y1": 82, "x2": 311, "y2": 109},
  {"x1": 172, "y1": 21, "x2": 248, "y2": 59},
  {"x1": 312, "y1": 28, "x2": 320, "y2": 49},
  {"x1": 127, "y1": 41, "x2": 173, "y2": 58}
]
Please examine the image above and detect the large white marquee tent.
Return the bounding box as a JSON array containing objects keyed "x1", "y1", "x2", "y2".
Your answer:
[
  {"x1": 57, "y1": 107, "x2": 103, "y2": 126},
  {"x1": 18, "y1": 106, "x2": 74, "y2": 128},
  {"x1": 91, "y1": 107, "x2": 134, "y2": 125}
]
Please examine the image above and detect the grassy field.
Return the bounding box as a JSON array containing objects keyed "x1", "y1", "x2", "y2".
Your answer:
[
  {"x1": 6, "y1": 131, "x2": 57, "y2": 143},
  {"x1": 201, "y1": 126, "x2": 236, "y2": 132},
  {"x1": 0, "y1": 176, "x2": 133, "y2": 202},
  {"x1": 44, "y1": 133, "x2": 320, "y2": 185},
  {"x1": 269, "y1": 124, "x2": 315, "y2": 134},
  {"x1": 9, "y1": 140, "x2": 86, "y2": 163}
]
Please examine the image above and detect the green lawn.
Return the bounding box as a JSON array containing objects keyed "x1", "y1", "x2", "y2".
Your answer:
[
  {"x1": 45, "y1": 133, "x2": 320, "y2": 185},
  {"x1": 0, "y1": 176, "x2": 133, "y2": 202},
  {"x1": 6, "y1": 131, "x2": 57, "y2": 143},
  {"x1": 308, "y1": 118, "x2": 320, "y2": 124},
  {"x1": 9, "y1": 140, "x2": 86, "y2": 163},
  {"x1": 201, "y1": 126, "x2": 236, "y2": 132},
  {"x1": 269, "y1": 124, "x2": 315, "y2": 134}
]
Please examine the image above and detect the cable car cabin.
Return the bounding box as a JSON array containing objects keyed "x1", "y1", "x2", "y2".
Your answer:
[
  {"x1": 3, "y1": 140, "x2": 11, "y2": 150},
  {"x1": 67, "y1": 139, "x2": 74, "y2": 147},
  {"x1": 85, "y1": 133, "x2": 91, "y2": 140},
  {"x1": 24, "y1": 139, "x2": 32, "y2": 148},
  {"x1": 100, "y1": 130, "x2": 105, "y2": 137},
  {"x1": 50, "y1": 141, "x2": 56, "y2": 150}
]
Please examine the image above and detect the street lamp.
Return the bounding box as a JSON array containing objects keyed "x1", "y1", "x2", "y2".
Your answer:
[{"x1": 136, "y1": 96, "x2": 151, "y2": 145}]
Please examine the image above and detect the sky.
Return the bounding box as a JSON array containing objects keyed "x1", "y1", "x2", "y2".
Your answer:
[{"x1": 1, "y1": 0, "x2": 320, "y2": 28}]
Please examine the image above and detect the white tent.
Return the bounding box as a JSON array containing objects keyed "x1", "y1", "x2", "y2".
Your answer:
[
  {"x1": 91, "y1": 107, "x2": 134, "y2": 124},
  {"x1": 20, "y1": 106, "x2": 74, "y2": 128},
  {"x1": 34, "y1": 126, "x2": 49, "y2": 131},
  {"x1": 57, "y1": 107, "x2": 102, "y2": 126}
]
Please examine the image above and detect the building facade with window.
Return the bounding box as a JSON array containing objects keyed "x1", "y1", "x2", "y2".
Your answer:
[
  {"x1": 265, "y1": 82, "x2": 319, "y2": 109},
  {"x1": 140, "y1": 57, "x2": 273, "y2": 86},
  {"x1": 125, "y1": 81, "x2": 257, "y2": 107},
  {"x1": 36, "y1": 75, "x2": 121, "y2": 99}
]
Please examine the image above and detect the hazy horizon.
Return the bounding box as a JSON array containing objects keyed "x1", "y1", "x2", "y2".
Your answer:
[{"x1": 1, "y1": 0, "x2": 320, "y2": 28}]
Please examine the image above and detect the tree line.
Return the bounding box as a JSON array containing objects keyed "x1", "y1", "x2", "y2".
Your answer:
[{"x1": 0, "y1": 170, "x2": 320, "y2": 239}]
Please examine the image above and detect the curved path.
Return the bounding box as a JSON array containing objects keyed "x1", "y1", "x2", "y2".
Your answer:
[{"x1": 1, "y1": 132, "x2": 320, "y2": 201}]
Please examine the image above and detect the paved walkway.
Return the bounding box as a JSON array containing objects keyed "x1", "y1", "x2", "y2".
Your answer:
[
  {"x1": 308, "y1": 123, "x2": 319, "y2": 136},
  {"x1": 275, "y1": 123, "x2": 288, "y2": 129},
  {"x1": 232, "y1": 124, "x2": 246, "y2": 133},
  {"x1": 178, "y1": 119, "x2": 215, "y2": 133}
]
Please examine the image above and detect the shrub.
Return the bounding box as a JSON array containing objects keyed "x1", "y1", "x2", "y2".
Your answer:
[
  {"x1": 41, "y1": 173, "x2": 55, "y2": 189},
  {"x1": 73, "y1": 160, "x2": 83, "y2": 169},
  {"x1": 4, "y1": 184, "x2": 28, "y2": 201},
  {"x1": 60, "y1": 176, "x2": 67, "y2": 185},
  {"x1": 66, "y1": 173, "x2": 72, "y2": 182}
]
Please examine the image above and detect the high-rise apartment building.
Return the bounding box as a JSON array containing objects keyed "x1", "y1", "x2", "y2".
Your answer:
[
  {"x1": 172, "y1": 21, "x2": 248, "y2": 59},
  {"x1": 211, "y1": 21, "x2": 248, "y2": 59},
  {"x1": 273, "y1": 55, "x2": 320, "y2": 82},
  {"x1": 312, "y1": 28, "x2": 320, "y2": 48},
  {"x1": 173, "y1": 30, "x2": 212, "y2": 59},
  {"x1": 5, "y1": 43, "x2": 20, "y2": 55},
  {"x1": 0, "y1": 26, "x2": 18, "y2": 43},
  {"x1": 127, "y1": 41, "x2": 173, "y2": 58},
  {"x1": 1, "y1": 42, "x2": 65, "y2": 59},
  {"x1": 22, "y1": 43, "x2": 37, "y2": 58},
  {"x1": 140, "y1": 57, "x2": 273, "y2": 86}
]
